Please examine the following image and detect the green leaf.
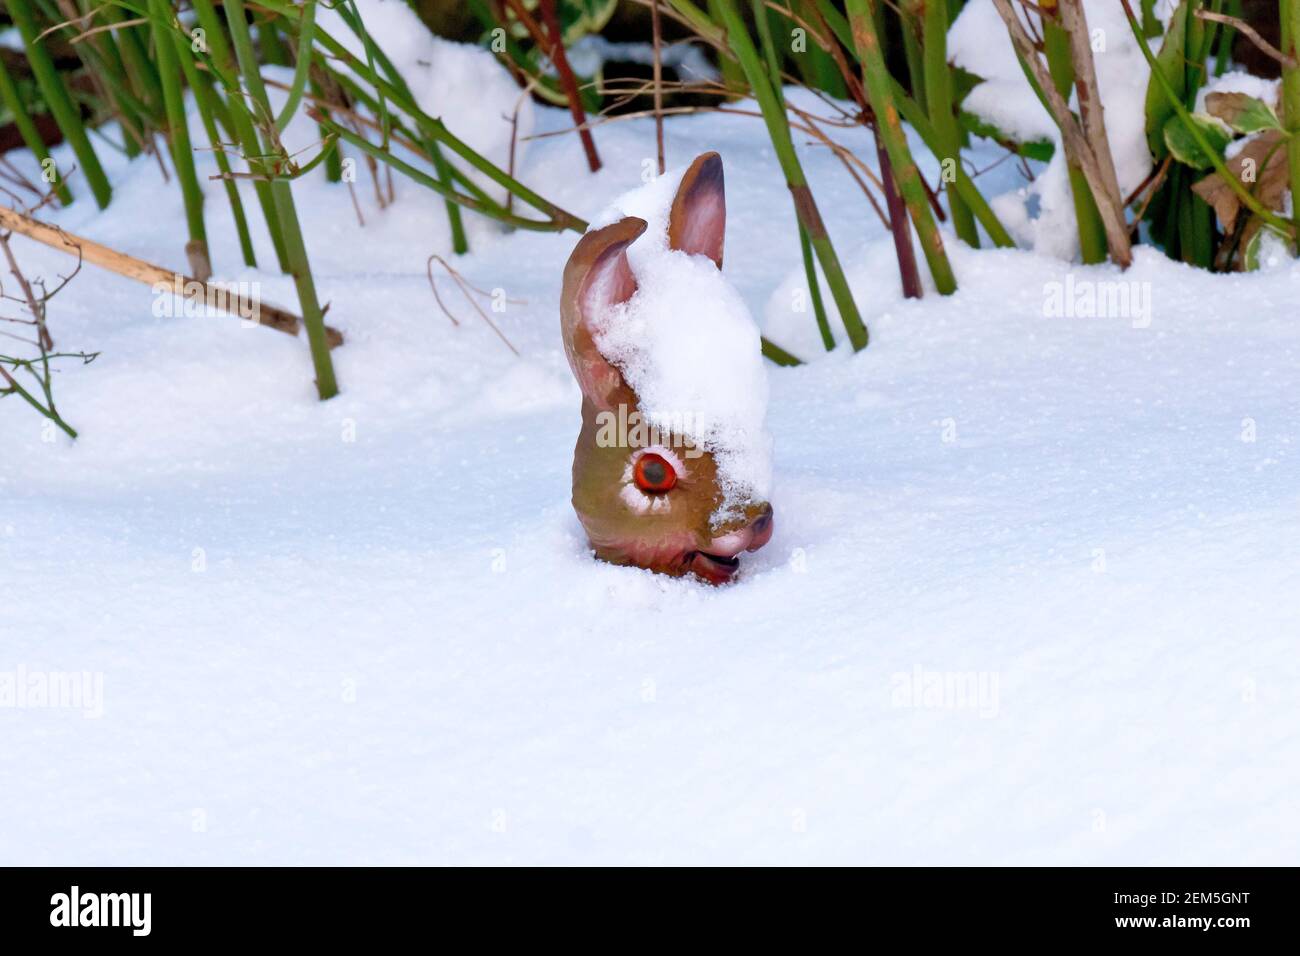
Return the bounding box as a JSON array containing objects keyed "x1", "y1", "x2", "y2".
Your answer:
[
  {"x1": 1162, "y1": 113, "x2": 1231, "y2": 169},
  {"x1": 511, "y1": 0, "x2": 619, "y2": 45},
  {"x1": 1203, "y1": 92, "x2": 1284, "y2": 134},
  {"x1": 1145, "y1": 0, "x2": 1191, "y2": 159},
  {"x1": 950, "y1": 65, "x2": 983, "y2": 106},
  {"x1": 1243, "y1": 224, "x2": 1295, "y2": 271},
  {"x1": 560, "y1": 0, "x2": 619, "y2": 44}
]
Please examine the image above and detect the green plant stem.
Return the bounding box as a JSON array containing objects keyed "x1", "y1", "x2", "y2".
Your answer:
[
  {"x1": 334, "y1": 2, "x2": 393, "y2": 158},
  {"x1": 846, "y1": 0, "x2": 956, "y2": 294},
  {"x1": 801, "y1": 0, "x2": 924, "y2": 294},
  {"x1": 920, "y1": 0, "x2": 977, "y2": 246},
  {"x1": 150, "y1": 0, "x2": 209, "y2": 277},
  {"x1": 900, "y1": 3, "x2": 927, "y2": 104},
  {"x1": 334, "y1": 0, "x2": 467, "y2": 251},
  {"x1": 813, "y1": 0, "x2": 1006, "y2": 236},
  {"x1": 311, "y1": 78, "x2": 343, "y2": 183},
  {"x1": 0, "y1": 364, "x2": 78, "y2": 438},
  {"x1": 799, "y1": 227, "x2": 835, "y2": 350},
  {"x1": 175, "y1": 34, "x2": 257, "y2": 267},
  {"x1": 706, "y1": 0, "x2": 749, "y2": 90},
  {"x1": 1284, "y1": 0, "x2": 1300, "y2": 240},
  {"x1": 793, "y1": 0, "x2": 846, "y2": 97},
  {"x1": 712, "y1": 0, "x2": 869, "y2": 348},
  {"x1": 666, "y1": 0, "x2": 727, "y2": 45},
  {"x1": 70, "y1": 0, "x2": 144, "y2": 157},
  {"x1": 190, "y1": 0, "x2": 237, "y2": 73},
  {"x1": 0, "y1": 58, "x2": 74, "y2": 204},
  {"x1": 102, "y1": 1, "x2": 164, "y2": 120},
  {"x1": 760, "y1": 337, "x2": 803, "y2": 366},
  {"x1": 269, "y1": 179, "x2": 335, "y2": 397},
  {"x1": 753, "y1": 0, "x2": 835, "y2": 350},
  {"x1": 47, "y1": 4, "x2": 155, "y2": 150},
  {"x1": 324, "y1": 69, "x2": 487, "y2": 240},
  {"x1": 189, "y1": 0, "x2": 291, "y2": 270},
  {"x1": 260, "y1": 13, "x2": 292, "y2": 65},
  {"x1": 278, "y1": 7, "x2": 584, "y2": 231},
  {"x1": 276, "y1": 0, "x2": 318, "y2": 131},
  {"x1": 1214, "y1": 0, "x2": 1239, "y2": 76},
  {"x1": 319, "y1": 119, "x2": 580, "y2": 232},
  {"x1": 225, "y1": 0, "x2": 338, "y2": 399},
  {"x1": 1192, "y1": 0, "x2": 1223, "y2": 89},
  {"x1": 8, "y1": 0, "x2": 112, "y2": 208},
  {"x1": 1041, "y1": 7, "x2": 1107, "y2": 263},
  {"x1": 889, "y1": 78, "x2": 1014, "y2": 247}
]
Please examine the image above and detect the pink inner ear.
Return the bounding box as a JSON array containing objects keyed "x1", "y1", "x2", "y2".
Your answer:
[
  {"x1": 668, "y1": 152, "x2": 726, "y2": 268},
  {"x1": 581, "y1": 239, "x2": 639, "y2": 318},
  {"x1": 566, "y1": 221, "x2": 643, "y2": 410},
  {"x1": 672, "y1": 194, "x2": 725, "y2": 265}
]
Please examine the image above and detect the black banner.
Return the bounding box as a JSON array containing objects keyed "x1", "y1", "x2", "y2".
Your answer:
[{"x1": 0, "y1": 867, "x2": 1292, "y2": 943}]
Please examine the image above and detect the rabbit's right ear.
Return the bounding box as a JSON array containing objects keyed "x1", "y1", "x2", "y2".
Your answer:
[
  {"x1": 560, "y1": 216, "x2": 647, "y2": 410},
  {"x1": 668, "y1": 152, "x2": 725, "y2": 268}
]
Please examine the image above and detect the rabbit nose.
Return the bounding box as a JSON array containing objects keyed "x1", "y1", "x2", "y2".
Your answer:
[{"x1": 747, "y1": 504, "x2": 774, "y2": 551}]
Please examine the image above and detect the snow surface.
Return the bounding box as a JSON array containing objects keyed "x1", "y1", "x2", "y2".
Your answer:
[{"x1": 2, "y1": 49, "x2": 1299, "y2": 864}]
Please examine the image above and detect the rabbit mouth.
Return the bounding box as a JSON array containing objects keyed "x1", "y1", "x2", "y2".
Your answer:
[
  {"x1": 686, "y1": 505, "x2": 775, "y2": 584},
  {"x1": 689, "y1": 551, "x2": 742, "y2": 584}
]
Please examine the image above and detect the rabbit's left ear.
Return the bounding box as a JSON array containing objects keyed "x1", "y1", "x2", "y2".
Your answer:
[
  {"x1": 668, "y1": 152, "x2": 725, "y2": 268},
  {"x1": 560, "y1": 216, "x2": 648, "y2": 411}
]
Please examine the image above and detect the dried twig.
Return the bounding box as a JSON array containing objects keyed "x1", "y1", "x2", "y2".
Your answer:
[
  {"x1": 504, "y1": 0, "x2": 602, "y2": 171},
  {"x1": 426, "y1": 255, "x2": 521, "y2": 357},
  {"x1": 1195, "y1": 8, "x2": 1297, "y2": 68},
  {"x1": 1059, "y1": 1, "x2": 1125, "y2": 224},
  {"x1": 0, "y1": 227, "x2": 59, "y2": 351},
  {"x1": 651, "y1": 0, "x2": 666, "y2": 174},
  {"x1": 0, "y1": 223, "x2": 91, "y2": 439},
  {"x1": 0, "y1": 205, "x2": 344, "y2": 347}
]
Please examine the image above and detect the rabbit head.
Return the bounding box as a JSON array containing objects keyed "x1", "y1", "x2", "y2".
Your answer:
[{"x1": 560, "y1": 153, "x2": 774, "y2": 585}]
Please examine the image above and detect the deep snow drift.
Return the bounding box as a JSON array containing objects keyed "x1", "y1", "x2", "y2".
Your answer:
[{"x1": 2, "y1": 31, "x2": 1298, "y2": 864}]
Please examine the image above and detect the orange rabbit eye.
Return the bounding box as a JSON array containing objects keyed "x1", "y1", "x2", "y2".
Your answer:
[{"x1": 634, "y1": 453, "x2": 677, "y2": 493}]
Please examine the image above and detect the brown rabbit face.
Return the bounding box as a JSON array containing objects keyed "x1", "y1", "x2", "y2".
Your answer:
[
  {"x1": 560, "y1": 154, "x2": 774, "y2": 585},
  {"x1": 571, "y1": 399, "x2": 774, "y2": 584}
]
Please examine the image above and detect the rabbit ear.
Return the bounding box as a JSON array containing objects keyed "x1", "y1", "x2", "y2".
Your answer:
[
  {"x1": 560, "y1": 216, "x2": 648, "y2": 410},
  {"x1": 668, "y1": 152, "x2": 725, "y2": 268}
]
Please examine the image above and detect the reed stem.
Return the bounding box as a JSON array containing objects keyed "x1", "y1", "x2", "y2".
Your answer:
[
  {"x1": 1041, "y1": 4, "x2": 1106, "y2": 263},
  {"x1": 8, "y1": 0, "x2": 113, "y2": 208},
  {"x1": 150, "y1": 0, "x2": 210, "y2": 278},
  {"x1": 846, "y1": 0, "x2": 956, "y2": 294},
  {"x1": 713, "y1": 0, "x2": 869, "y2": 348},
  {"x1": 0, "y1": 57, "x2": 74, "y2": 204},
  {"x1": 752, "y1": 0, "x2": 836, "y2": 349},
  {"x1": 921, "y1": 0, "x2": 978, "y2": 246},
  {"x1": 174, "y1": 30, "x2": 258, "y2": 267},
  {"x1": 225, "y1": 0, "x2": 338, "y2": 399},
  {"x1": 1283, "y1": 0, "x2": 1300, "y2": 240},
  {"x1": 303, "y1": 23, "x2": 586, "y2": 230}
]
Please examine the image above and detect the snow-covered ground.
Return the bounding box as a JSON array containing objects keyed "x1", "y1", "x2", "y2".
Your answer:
[{"x1": 2, "y1": 37, "x2": 1298, "y2": 864}]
